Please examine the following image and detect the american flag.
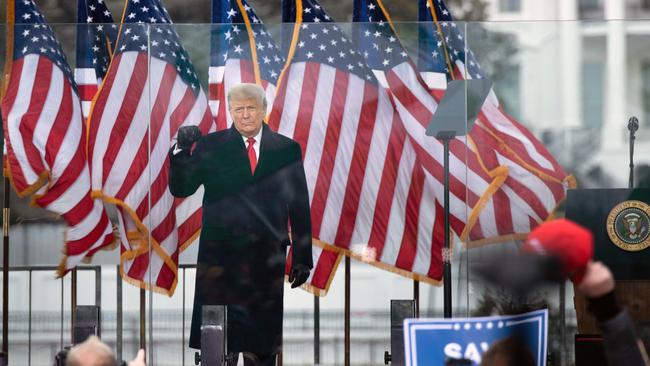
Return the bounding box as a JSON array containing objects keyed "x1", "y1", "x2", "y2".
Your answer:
[
  {"x1": 87, "y1": 0, "x2": 213, "y2": 294},
  {"x1": 210, "y1": 0, "x2": 341, "y2": 295},
  {"x1": 209, "y1": 0, "x2": 284, "y2": 130},
  {"x1": 418, "y1": 0, "x2": 574, "y2": 245},
  {"x1": 1, "y1": 0, "x2": 115, "y2": 275},
  {"x1": 272, "y1": 0, "x2": 445, "y2": 283},
  {"x1": 354, "y1": 0, "x2": 535, "y2": 245},
  {"x1": 75, "y1": 0, "x2": 117, "y2": 118}
]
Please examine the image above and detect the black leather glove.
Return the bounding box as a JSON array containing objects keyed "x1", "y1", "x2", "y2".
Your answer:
[
  {"x1": 289, "y1": 264, "x2": 310, "y2": 288},
  {"x1": 176, "y1": 125, "x2": 202, "y2": 150}
]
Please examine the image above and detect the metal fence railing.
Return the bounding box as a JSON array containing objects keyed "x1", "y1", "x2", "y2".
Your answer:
[
  {"x1": 2, "y1": 264, "x2": 396, "y2": 366},
  {"x1": 1, "y1": 264, "x2": 578, "y2": 365}
]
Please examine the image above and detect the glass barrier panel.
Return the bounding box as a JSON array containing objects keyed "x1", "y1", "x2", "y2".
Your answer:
[{"x1": 3, "y1": 16, "x2": 649, "y2": 366}]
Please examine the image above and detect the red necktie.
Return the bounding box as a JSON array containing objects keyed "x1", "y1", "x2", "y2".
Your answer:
[{"x1": 247, "y1": 137, "x2": 257, "y2": 174}]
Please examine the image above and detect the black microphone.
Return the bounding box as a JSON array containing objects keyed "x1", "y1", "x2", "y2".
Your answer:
[
  {"x1": 629, "y1": 116, "x2": 639, "y2": 188},
  {"x1": 628, "y1": 116, "x2": 639, "y2": 133}
]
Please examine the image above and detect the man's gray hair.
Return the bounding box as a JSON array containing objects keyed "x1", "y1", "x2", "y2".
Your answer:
[
  {"x1": 227, "y1": 83, "x2": 267, "y2": 109},
  {"x1": 66, "y1": 336, "x2": 116, "y2": 366}
]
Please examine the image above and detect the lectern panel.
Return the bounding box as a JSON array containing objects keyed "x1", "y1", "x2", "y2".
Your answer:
[{"x1": 566, "y1": 188, "x2": 650, "y2": 280}]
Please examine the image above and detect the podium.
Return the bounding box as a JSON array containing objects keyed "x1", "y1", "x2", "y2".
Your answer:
[{"x1": 566, "y1": 188, "x2": 650, "y2": 333}]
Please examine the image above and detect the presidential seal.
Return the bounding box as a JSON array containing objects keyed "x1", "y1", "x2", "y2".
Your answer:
[{"x1": 607, "y1": 200, "x2": 650, "y2": 252}]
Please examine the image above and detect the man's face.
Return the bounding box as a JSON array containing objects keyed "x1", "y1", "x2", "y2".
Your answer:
[{"x1": 230, "y1": 97, "x2": 265, "y2": 138}]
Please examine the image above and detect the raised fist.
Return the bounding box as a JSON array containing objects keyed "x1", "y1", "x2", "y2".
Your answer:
[{"x1": 177, "y1": 125, "x2": 202, "y2": 150}]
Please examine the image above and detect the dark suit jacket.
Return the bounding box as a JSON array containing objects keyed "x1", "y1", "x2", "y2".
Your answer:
[{"x1": 169, "y1": 124, "x2": 313, "y2": 354}]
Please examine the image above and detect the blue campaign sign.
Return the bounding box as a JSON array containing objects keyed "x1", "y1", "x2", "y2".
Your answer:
[{"x1": 403, "y1": 309, "x2": 548, "y2": 366}]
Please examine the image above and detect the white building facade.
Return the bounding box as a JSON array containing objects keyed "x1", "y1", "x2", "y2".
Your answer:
[{"x1": 482, "y1": 0, "x2": 650, "y2": 187}]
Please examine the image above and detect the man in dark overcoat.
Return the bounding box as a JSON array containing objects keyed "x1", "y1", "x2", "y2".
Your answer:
[{"x1": 169, "y1": 83, "x2": 312, "y2": 365}]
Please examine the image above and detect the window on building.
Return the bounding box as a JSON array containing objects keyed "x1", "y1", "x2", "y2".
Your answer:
[
  {"x1": 579, "y1": 0, "x2": 602, "y2": 12},
  {"x1": 494, "y1": 64, "x2": 521, "y2": 121},
  {"x1": 643, "y1": 62, "x2": 650, "y2": 126},
  {"x1": 582, "y1": 62, "x2": 604, "y2": 128},
  {"x1": 499, "y1": 0, "x2": 521, "y2": 13},
  {"x1": 642, "y1": 0, "x2": 650, "y2": 11}
]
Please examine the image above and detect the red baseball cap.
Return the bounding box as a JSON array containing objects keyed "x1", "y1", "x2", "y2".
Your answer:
[{"x1": 522, "y1": 219, "x2": 594, "y2": 283}]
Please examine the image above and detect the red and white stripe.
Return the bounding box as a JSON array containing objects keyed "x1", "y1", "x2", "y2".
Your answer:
[
  {"x1": 425, "y1": 59, "x2": 567, "y2": 181},
  {"x1": 74, "y1": 67, "x2": 100, "y2": 119},
  {"x1": 422, "y1": 61, "x2": 567, "y2": 181},
  {"x1": 376, "y1": 62, "x2": 567, "y2": 241},
  {"x1": 269, "y1": 61, "x2": 446, "y2": 281},
  {"x1": 2, "y1": 54, "x2": 115, "y2": 273},
  {"x1": 418, "y1": 60, "x2": 570, "y2": 242},
  {"x1": 270, "y1": 58, "x2": 569, "y2": 282},
  {"x1": 88, "y1": 52, "x2": 212, "y2": 294}
]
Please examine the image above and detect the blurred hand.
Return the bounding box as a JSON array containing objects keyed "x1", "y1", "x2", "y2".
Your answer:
[
  {"x1": 128, "y1": 349, "x2": 146, "y2": 366},
  {"x1": 577, "y1": 261, "x2": 615, "y2": 299},
  {"x1": 177, "y1": 126, "x2": 202, "y2": 150},
  {"x1": 289, "y1": 264, "x2": 310, "y2": 288}
]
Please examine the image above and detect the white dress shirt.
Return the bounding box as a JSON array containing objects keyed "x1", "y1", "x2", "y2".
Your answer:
[{"x1": 242, "y1": 127, "x2": 262, "y2": 159}]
